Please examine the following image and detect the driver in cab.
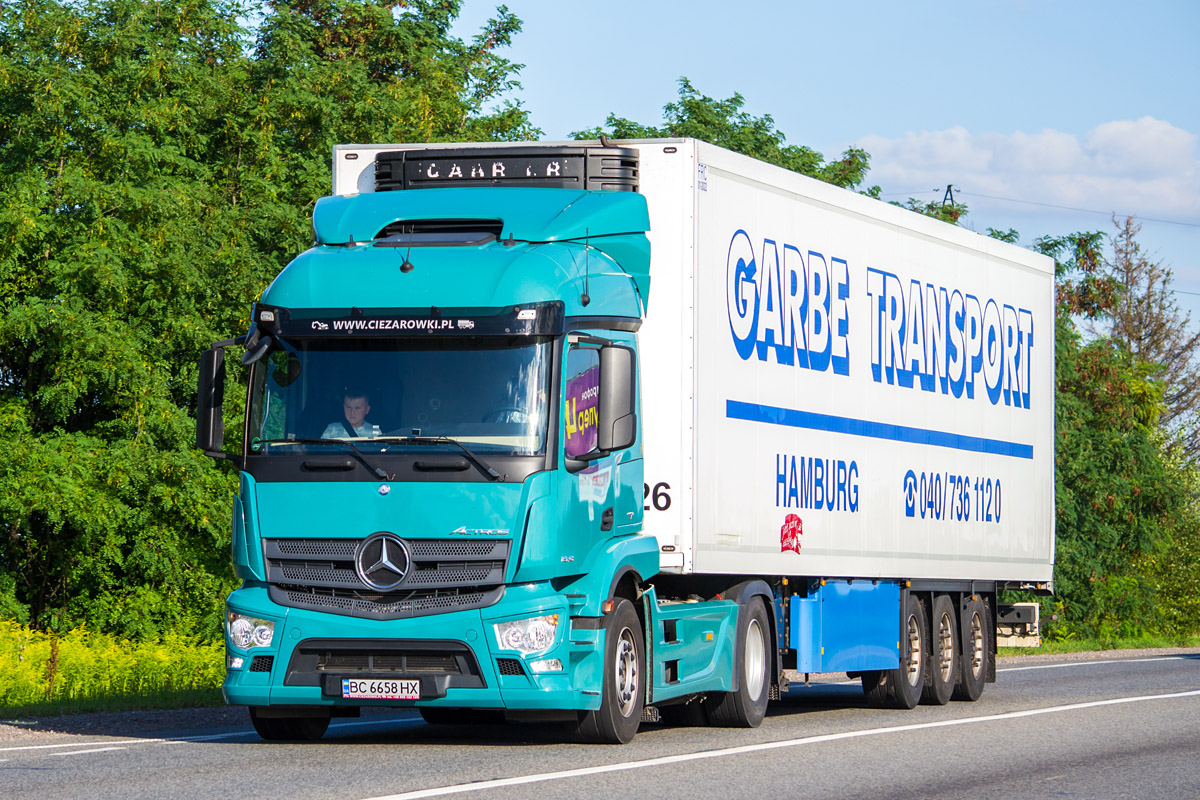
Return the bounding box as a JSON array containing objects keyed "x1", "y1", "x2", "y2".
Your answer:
[{"x1": 323, "y1": 389, "x2": 382, "y2": 439}]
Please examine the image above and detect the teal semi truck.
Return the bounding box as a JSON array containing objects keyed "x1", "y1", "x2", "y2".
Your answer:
[{"x1": 196, "y1": 139, "x2": 1053, "y2": 743}]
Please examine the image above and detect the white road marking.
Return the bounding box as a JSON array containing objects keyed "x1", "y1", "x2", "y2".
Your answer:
[
  {"x1": 999, "y1": 655, "x2": 1193, "y2": 673},
  {"x1": 49, "y1": 747, "x2": 127, "y2": 757},
  {"x1": 359, "y1": 688, "x2": 1200, "y2": 800},
  {"x1": 0, "y1": 739, "x2": 155, "y2": 753},
  {"x1": 0, "y1": 715, "x2": 422, "y2": 755}
]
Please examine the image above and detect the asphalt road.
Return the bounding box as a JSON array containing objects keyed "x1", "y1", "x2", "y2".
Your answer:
[{"x1": 3, "y1": 650, "x2": 1198, "y2": 800}]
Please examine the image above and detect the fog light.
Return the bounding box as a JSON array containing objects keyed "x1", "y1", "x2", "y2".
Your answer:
[
  {"x1": 529, "y1": 658, "x2": 562, "y2": 673},
  {"x1": 228, "y1": 655, "x2": 245, "y2": 670}
]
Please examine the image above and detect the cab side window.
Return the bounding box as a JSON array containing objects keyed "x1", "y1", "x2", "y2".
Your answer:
[{"x1": 564, "y1": 346, "x2": 600, "y2": 458}]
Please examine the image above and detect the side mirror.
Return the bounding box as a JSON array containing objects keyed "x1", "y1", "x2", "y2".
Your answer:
[
  {"x1": 196, "y1": 347, "x2": 227, "y2": 456},
  {"x1": 598, "y1": 344, "x2": 636, "y2": 452}
]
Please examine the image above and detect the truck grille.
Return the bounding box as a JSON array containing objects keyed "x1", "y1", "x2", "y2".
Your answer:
[
  {"x1": 317, "y1": 652, "x2": 460, "y2": 675},
  {"x1": 264, "y1": 538, "x2": 509, "y2": 620}
]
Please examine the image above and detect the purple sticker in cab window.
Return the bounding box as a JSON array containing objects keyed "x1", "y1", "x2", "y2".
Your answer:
[{"x1": 565, "y1": 366, "x2": 600, "y2": 458}]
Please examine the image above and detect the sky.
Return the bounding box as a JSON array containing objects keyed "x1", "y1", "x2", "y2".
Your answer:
[{"x1": 452, "y1": 0, "x2": 1200, "y2": 322}]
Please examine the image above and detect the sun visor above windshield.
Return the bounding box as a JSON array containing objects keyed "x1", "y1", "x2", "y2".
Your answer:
[{"x1": 250, "y1": 301, "x2": 565, "y2": 339}]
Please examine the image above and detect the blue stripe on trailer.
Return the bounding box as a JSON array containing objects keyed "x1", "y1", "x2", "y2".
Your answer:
[{"x1": 726, "y1": 400, "x2": 1034, "y2": 460}]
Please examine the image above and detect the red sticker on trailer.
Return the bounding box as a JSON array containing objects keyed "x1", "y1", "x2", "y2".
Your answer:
[{"x1": 781, "y1": 514, "x2": 803, "y2": 554}]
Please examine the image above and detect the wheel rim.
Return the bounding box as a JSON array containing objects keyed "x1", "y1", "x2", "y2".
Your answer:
[
  {"x1": 937, "y1": 611, "x2": 955, "y2": 683},
  {"x1": 614, "y1": 627, "x2": 639, "y2": 717},
  {"x1": 968, "y1": 610, "x2": 985, "y2": 679},
  {"x1": 744, "y1": 618, "x2": 766, "y2": 701},
  {"x1": 905, "y1": 613, "x2": 923, "y2": 686}
]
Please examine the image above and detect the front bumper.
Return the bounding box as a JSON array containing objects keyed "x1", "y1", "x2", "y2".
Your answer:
[{"x1": 223, "y1": 583, "x2": 604, "y2": 712}]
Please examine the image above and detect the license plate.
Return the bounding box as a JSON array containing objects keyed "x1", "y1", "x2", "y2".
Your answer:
[{"x1": 341, "y1": 678, "x2": 420, "y2": 700}]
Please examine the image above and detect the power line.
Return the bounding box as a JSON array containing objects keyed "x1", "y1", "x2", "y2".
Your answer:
[
  {"x1": 959, "y1": 191, "x2": 1200, "y2": 229},
  {"x1": 876, "y1": 188, "x2": 1200, "y2": 229}
]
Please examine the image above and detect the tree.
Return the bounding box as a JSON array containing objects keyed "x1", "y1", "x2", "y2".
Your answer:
[
  {"x1": 0, "y1": 0, "x2": 534, "y2": 636},
  {"x1": 572, "y1": 78, "x2": 873, "y2": 191},
  {"x1": 1030, "y1": 231, "x2": 1199, "y2": 640},
  {"x1": 1098, "y1": 215, "x2": 1200, "y2": 458}
]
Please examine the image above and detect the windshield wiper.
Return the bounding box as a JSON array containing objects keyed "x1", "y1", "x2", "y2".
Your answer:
[
  {"x1": 252, "y1": 438, "x2": 393, "y2": 480},
  {"x1": 374, "y1": 436, "x2": 503, "y2": 481}
]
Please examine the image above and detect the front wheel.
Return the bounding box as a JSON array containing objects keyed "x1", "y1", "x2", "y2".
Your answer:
[
  {"x1": 248, "y1": 707, "x2": 329, "y2": 741},
  {"x1": 709, "y1": 598, "x2": 771, "y2": 727},
  {"x1": 572, "y1": 598, "x2": 644, "y2": 743}
]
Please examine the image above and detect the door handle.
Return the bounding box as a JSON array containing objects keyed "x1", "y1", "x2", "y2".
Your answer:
[{"x1": 601, "y1": 507, "x2": 614, "y2": 531}]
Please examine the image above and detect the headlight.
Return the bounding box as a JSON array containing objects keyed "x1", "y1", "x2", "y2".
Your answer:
[
  {"x1": 227, "y1": 611, "x2": 275, "y2": 650},
  {"x1": 493, "y1": 614, "x2": 559, "y2": 655}
]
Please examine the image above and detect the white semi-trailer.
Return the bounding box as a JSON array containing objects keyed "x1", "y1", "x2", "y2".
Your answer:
[{"x1": 205, "y1": 138, "x2": 1053, "y2": 743}]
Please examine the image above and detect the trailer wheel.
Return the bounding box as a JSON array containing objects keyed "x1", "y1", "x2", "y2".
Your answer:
[
  {"x1": 861, "y1": 669, "x2": 891, "y2": 706},
  {"x1": 891, "y1": 593, "x2": 928, "y2": 709},
  {"x1": 572, "y1": 598, "x2": 643, "y2": 744},
  {"x1": 953, "y1": 596, "x2": 988, "y2": 701},
  {"x1": 922, "y1": 594, "x2": 958, "y2": 705},
  {"x1": 709, "y1": 598, "x2": 770, "y2": 728},
  {"x1": 249, "y1": 707, "x2": 329, "y2": 741}
]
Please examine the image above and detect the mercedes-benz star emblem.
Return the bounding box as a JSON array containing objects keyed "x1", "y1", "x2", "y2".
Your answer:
[{"x1": 354, "y1": 532, "x2": 411, "y2": 592}]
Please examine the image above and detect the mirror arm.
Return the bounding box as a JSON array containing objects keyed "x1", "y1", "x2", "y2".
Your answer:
[{"x1": 564, "y1": 450, "x2": 611, "y2": 474}]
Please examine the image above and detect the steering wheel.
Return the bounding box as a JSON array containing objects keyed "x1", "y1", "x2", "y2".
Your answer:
[{"x1": 482, "y1": 407, "x2": 529, "y2": 424}]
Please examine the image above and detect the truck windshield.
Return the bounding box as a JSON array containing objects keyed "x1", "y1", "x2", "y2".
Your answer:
[{"x1": 247, "y1": 336, "x2": 553, "y2": 457}]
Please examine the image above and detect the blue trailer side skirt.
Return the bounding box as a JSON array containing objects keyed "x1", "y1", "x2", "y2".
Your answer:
[{"x1": 787, "y1": 580, "x2": 901, "y2": 673}]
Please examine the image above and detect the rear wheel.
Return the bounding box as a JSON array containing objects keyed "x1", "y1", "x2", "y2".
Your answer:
[
  {"x1": 893, "y1": 593, "x2": 928, "y2": 709},
  {"x1": 657, "y1": 696, "x2": 710, "y2": 727},
  {"x1": 922, "y1": 594, "x2": 958, "y2": 706},
  {"x1": 953, "y1": 596, "x2": 988, "y2": 701},
  {"x1": 709, "y1": 598, "x2": 771, "y2": 727},
  {"x1": 249, "y1": 707, "x2": 330, "y2": 741},
  {"x1": 572, "y1": 598, "x2": 644, "y2": 743}
]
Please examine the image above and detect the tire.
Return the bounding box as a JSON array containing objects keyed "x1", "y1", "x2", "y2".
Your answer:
[
  {"x1": 922, "y1": 594, "x2": 958, "y2": 706},
  {"x1": 953, "y1": 595, "x2": 988, "y2": 701},
  {"x1": 249, "y1": 707, "x2": 330, "y2": 741},
  {"x1": 657, "y1": 696, "x2": 710, "y2": 727},
  {"x1": 861, "y1": 669, "x2": 892, "y2": 707},
  {"x1": 419, "y1": 707, "x2": 506, "y2": 726},
  {"x1": 709, "y1": 598, "x2": 771, "y2": 728},
  {"x1": 891, "y1": 593, "x2": 928, "y2": 709},
  {"x1": 572, "y1": 598, "x2": 644, "y2": 744}
]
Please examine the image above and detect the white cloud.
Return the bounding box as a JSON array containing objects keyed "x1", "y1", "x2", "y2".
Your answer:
[{"x1": 857, "y1": 117, "x2": 1200, "y2": 221}]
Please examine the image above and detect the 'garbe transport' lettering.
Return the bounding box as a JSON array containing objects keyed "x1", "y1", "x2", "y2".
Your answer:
[
  {"x1": 725, "y1": 230, "x2": 1036, "y2": 410},
  {"x1": 865, "y1": 268, "x2": 1033, "y2": 409},
  {"x1": 726, "y1": 230, "x2": 851, "y2": 375}
]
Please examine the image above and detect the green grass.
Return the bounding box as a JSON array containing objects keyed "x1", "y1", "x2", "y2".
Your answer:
[
  {"x1": 3, "y1": 619, "x2": 1197, "y2": 719},
  {"x1": 1000, "y1": 633, "x2": 1200, "y2": 658},
  {"x1": 0, "y1": 620, "x2": 225, "y2": 718}
]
